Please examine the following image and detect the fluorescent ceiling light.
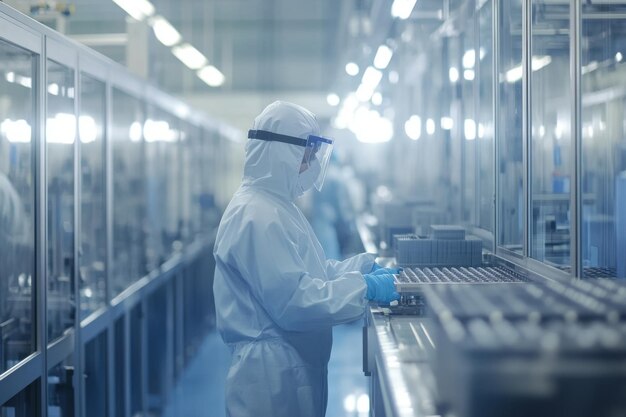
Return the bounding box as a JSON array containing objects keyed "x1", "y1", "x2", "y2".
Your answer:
[
  {"x1": 374, "y1": 45, "x2": 393, "y2": 69},
  {"x1": 449, "y1": 67, "x2": 459, "y2": 83},
  {"x1": 112, "y1": 0, "x2": 155, "y2": 21},
  {"x1": 441, "y1": 117, "x2": 453, "y2": 130},
  {"x1": 150, "y1": 16, "x2": 182, "y2": 47},
  {"x1": 465, "y1": 119, "x2": 476, "y2": 140},
  {"x1": 426, "y1": 118, "x2": 435, "y2": 135},
  {"x1": 326, "y1": 93, "x2": 340, "y2": 107},
  {"x1": 404, "y1": 115, "x2": 421, "y2": 140},
  {"x1": 361, "y1": 66, "x2": 383, "y2": 90},
  {"x1": 345, "y1": 62, "x2": 359, "y2": 76},
  {"x1": 505, "y1": 55, "x2": 552, "y2": 83},
  {"x1": 462, "y1": 50, "x2": 475, "y2": 69},
  {"x1": 616, "y1": 52, "x2": 623, "y2": 62},
  {"x1": 532, "y1": 55, "x2": 552, "y2": 71},
  {"x1": 197, "y1": 65, "x2": 225, "y2": 87},
  {"x1": 463, "y1": 69, "x2": 475, "y2": 81},
  {"x1": 172, "y1": 43, "x2": 208, "y2": 70},
  {"x1": 391, "y1": 0, "x2": 417, "y2": 20},
  {"x1": 371, "y1": 92, "x2": 383, "y2": 106},
  {"x1": 355, "y1": 84, "x2": 375, "y2": 102}
]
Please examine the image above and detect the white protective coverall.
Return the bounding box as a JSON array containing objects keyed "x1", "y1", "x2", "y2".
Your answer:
[{"x1": 213, "y1": 101, "x2": 376, "y2": 417}]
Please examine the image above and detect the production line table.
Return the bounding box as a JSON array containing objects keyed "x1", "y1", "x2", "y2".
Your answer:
[{"x1": 363, "y1": 307, "x2": 441, "y2": 417}]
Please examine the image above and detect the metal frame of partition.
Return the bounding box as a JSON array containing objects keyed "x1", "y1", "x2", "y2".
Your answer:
[
  {"x1": 0, "y1": 3, "x2": 236, "y2": 416},
  {"x1": 491, "y1": 0, "x2": 586, "y2": 282}
]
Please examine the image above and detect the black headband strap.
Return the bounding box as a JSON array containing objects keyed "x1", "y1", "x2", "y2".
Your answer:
[{"x1": 248, "y1": 129, "x2": 307, "y2": 147}]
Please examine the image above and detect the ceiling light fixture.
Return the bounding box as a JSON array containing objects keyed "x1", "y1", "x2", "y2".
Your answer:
[
  {"x1": 172, "y1": 43, "x2": 208, "y2": 70},
  {"x1": 150, "y1": 16, "x2": 182, "y2": 47},
  {"x1": 112, "y1": 0, "x2": 155, "y2": 21},
  {"x1": 391, "y1": 0, "x2": 417, "y2": 20},
  {"x1": 345, "y1": 62, "x2": 360, "y2": 76},
  {"x1": 374, "y1": 45, "x2": 393, "y2": 69},
  {"x1": 197, "y1": 65, "x2": 225, "y2": 87},
  {"x1": 327, "y1": 93, "x2": 340, "y2": 107}
]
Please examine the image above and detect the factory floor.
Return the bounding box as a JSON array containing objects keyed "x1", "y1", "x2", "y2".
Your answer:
[{"x1": 162, "y1": 321, "x2": 370, "y2": 417}]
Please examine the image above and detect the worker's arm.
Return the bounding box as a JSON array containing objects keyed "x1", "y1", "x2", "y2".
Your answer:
[
  {"x1": 325, "y1": 253, "x2": 377, "y2": 279},
  {"x1": 236, "y1": 218, "x2": 368, "y2": 332}
]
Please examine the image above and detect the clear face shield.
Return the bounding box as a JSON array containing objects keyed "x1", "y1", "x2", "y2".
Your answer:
[
  {"x1": 300, "y1": 135, "x2": 334, "y2": 191},
  {"x1": 247, "y1": 129, "x2": 334, "y2": 192}
]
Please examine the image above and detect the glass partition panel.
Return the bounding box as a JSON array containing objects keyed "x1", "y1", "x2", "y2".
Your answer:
[
  {"x1": 0, "y1": 39, "x2": 36, "y2": 373},
  {"x1": 188, "y1": 125, "x2": 204, "y2": 238},
  {"x1": 581, "y1": 3, "x2": 626, "y2": 279},
  {"x1": 530, "y1": 1, "x2": 572, "y2": 268},
  {"x1": 477, "y1": 0, "x2": 495, "y2": 237},
  {"x1": 145, "y1": 106, "x2": 180, "y2": 269},
  {"x1": 48, "y1": 355, "x2": 75, "y2": 417},
  {"x1": 497, "y1": 0, "x2": 524, "y2": 253},
  {"x1": 79, "y1": 74, "x2": 106, "y2": 319},
  {"x1": 462, "y1": 27, "x2": 478, "y2": 226},
  {"x1": 111, "y1": 88, "x2": 145, "y2": 296},
  {"x1": 46, "y1": 60, "x2": 75, "y2": 343},
  {"x1": 1, "y1": 379, "x2": 39, "y2": 417},
  {"x1": 84, "y1": 332, "x2": 107, "y2": 417}
]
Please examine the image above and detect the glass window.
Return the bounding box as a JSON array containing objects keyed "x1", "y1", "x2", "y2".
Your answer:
[
  {"x1": 145, "y1": 107, "x2": 181, "y2": 270},
  {"x1": 477, "y1": 0, "x2": 495, "y2": 238},
  {"x1": 79, "y1": 74, "x2": 106, "y2": 319},
  {"x1": 48, "y1": 355, "x2": 75, "y2": 417},
  {"x1": 46, "y1": 60, "x2": 75, "y2": 343},
  {"x1": 188, "y1": 125, "x2": 204, "y2": 238},
  {"x1": 497, "y1": 0, "x2": 524, "y2": 253},
  {"x1": 0, "y1": 39, "x2": 36, "y2": 373},
  {"x1": 111, "y1": 88, "x2": 146, "y2": 296},
  {"x1": 461, "y1": 29, "x2": 477, "y2": 226},
  {"x1": 530, "y1": 1, "x2": 572, "y2": 268},
  {"x1": 84, "y1": 332, "x2": 107, "y2": 417},
  {"x1": 1, "y1": 379, "x2": 39, "y2": 417},
  {"x1": 581, "y1": 3, "x2": 626, "y2": 279}
]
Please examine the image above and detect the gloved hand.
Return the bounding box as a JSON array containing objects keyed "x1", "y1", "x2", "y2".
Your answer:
[
  {"x1": 370, "y1": 262, "x2": 402, "y2": 275},
  {"x1": 363, "y1": 273, "x2": 400, "y2": 304}
]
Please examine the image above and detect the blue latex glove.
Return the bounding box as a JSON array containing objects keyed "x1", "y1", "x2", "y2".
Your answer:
[
  {"x1": 363, "y1": 273, "x2": 400, "y2": 304},
  {"x1": 371, "y1": 262, "x2": 385, "y2": 272}
]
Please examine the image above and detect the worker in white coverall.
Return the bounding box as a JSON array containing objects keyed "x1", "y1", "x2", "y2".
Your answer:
[{"x1": 213, "y1": 101, "x2": 400, "y2": 417}]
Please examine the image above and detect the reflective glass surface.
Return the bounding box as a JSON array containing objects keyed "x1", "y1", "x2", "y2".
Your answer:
[
  {"x1": 48, "y1": 355, "x2": 75, "y2": 417},
  {"x1": 477, "y1": 0, "x2": 495, "y2": 236},
  {"x1": 46, "y1": 60, "x2": 75, "y2": 343},
  {"x1": 530, "y1": 1, "x2": 572, "y2": 267},
  {"x1": 145, "y1": 107, "x2": 181, "y2": 270},
  {"x1": 84, "y1": 331, "x2": 107, "y2": 417},
  {"x1": 497, "y1": 0, "x2": 524, "y2": 253},
  {"x1": 1, "y1": 379, "x2": 39, "y2": 417},
  {"x1": 188, "y1": 126, "x2": 204, "y2": 238},
  {"x1": 461, "y1": 26, "x2": 477, "y2": 226},
  {"x1": 581, "y1": 3, "x2": 626, "y2": 279},
  {"x1": 111, "y1": 88, "x2": 146, "y2": 296},
  {"x1": 79, "y1": 74, "x2": 106, "y2": 319},
  {"x1": 0, "y1": 39, "x2": 36, "y2": 374}
]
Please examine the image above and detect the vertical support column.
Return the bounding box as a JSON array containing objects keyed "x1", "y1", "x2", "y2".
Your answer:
[
  {"x1": 522, "y1": 0, "x2": 532, "y2": 258},
  {"x1": 105, "y1": 80, "x2": 116, "y2": 417},
  {"x1": 37, "y1": 34, "x2": 49, "y2": 417},
  {"x1": 493, "y1": 0, "x2": 500, "y2": 252},
  {"x1": 473, "y1": 0, "x2": 481, "y2": 232},
  {"x1": 126, "y1": 18, "x2": 149, "y2": 79},
  {"x1": 74, "y1": 57, "x2": 83, "y2": 417},
  {"x1": 570, "y1": 0, "x2": 582, "y2": 279}
]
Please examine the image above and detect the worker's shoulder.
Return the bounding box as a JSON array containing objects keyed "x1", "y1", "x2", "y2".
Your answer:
[{"x1": 225, "y1": 189, "x2": 287, "y2": 227}]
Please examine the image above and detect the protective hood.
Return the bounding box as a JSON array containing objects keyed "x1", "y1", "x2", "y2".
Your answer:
[{"x1": 242, "y1": 101, "x2": 320, "y2": 201}]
